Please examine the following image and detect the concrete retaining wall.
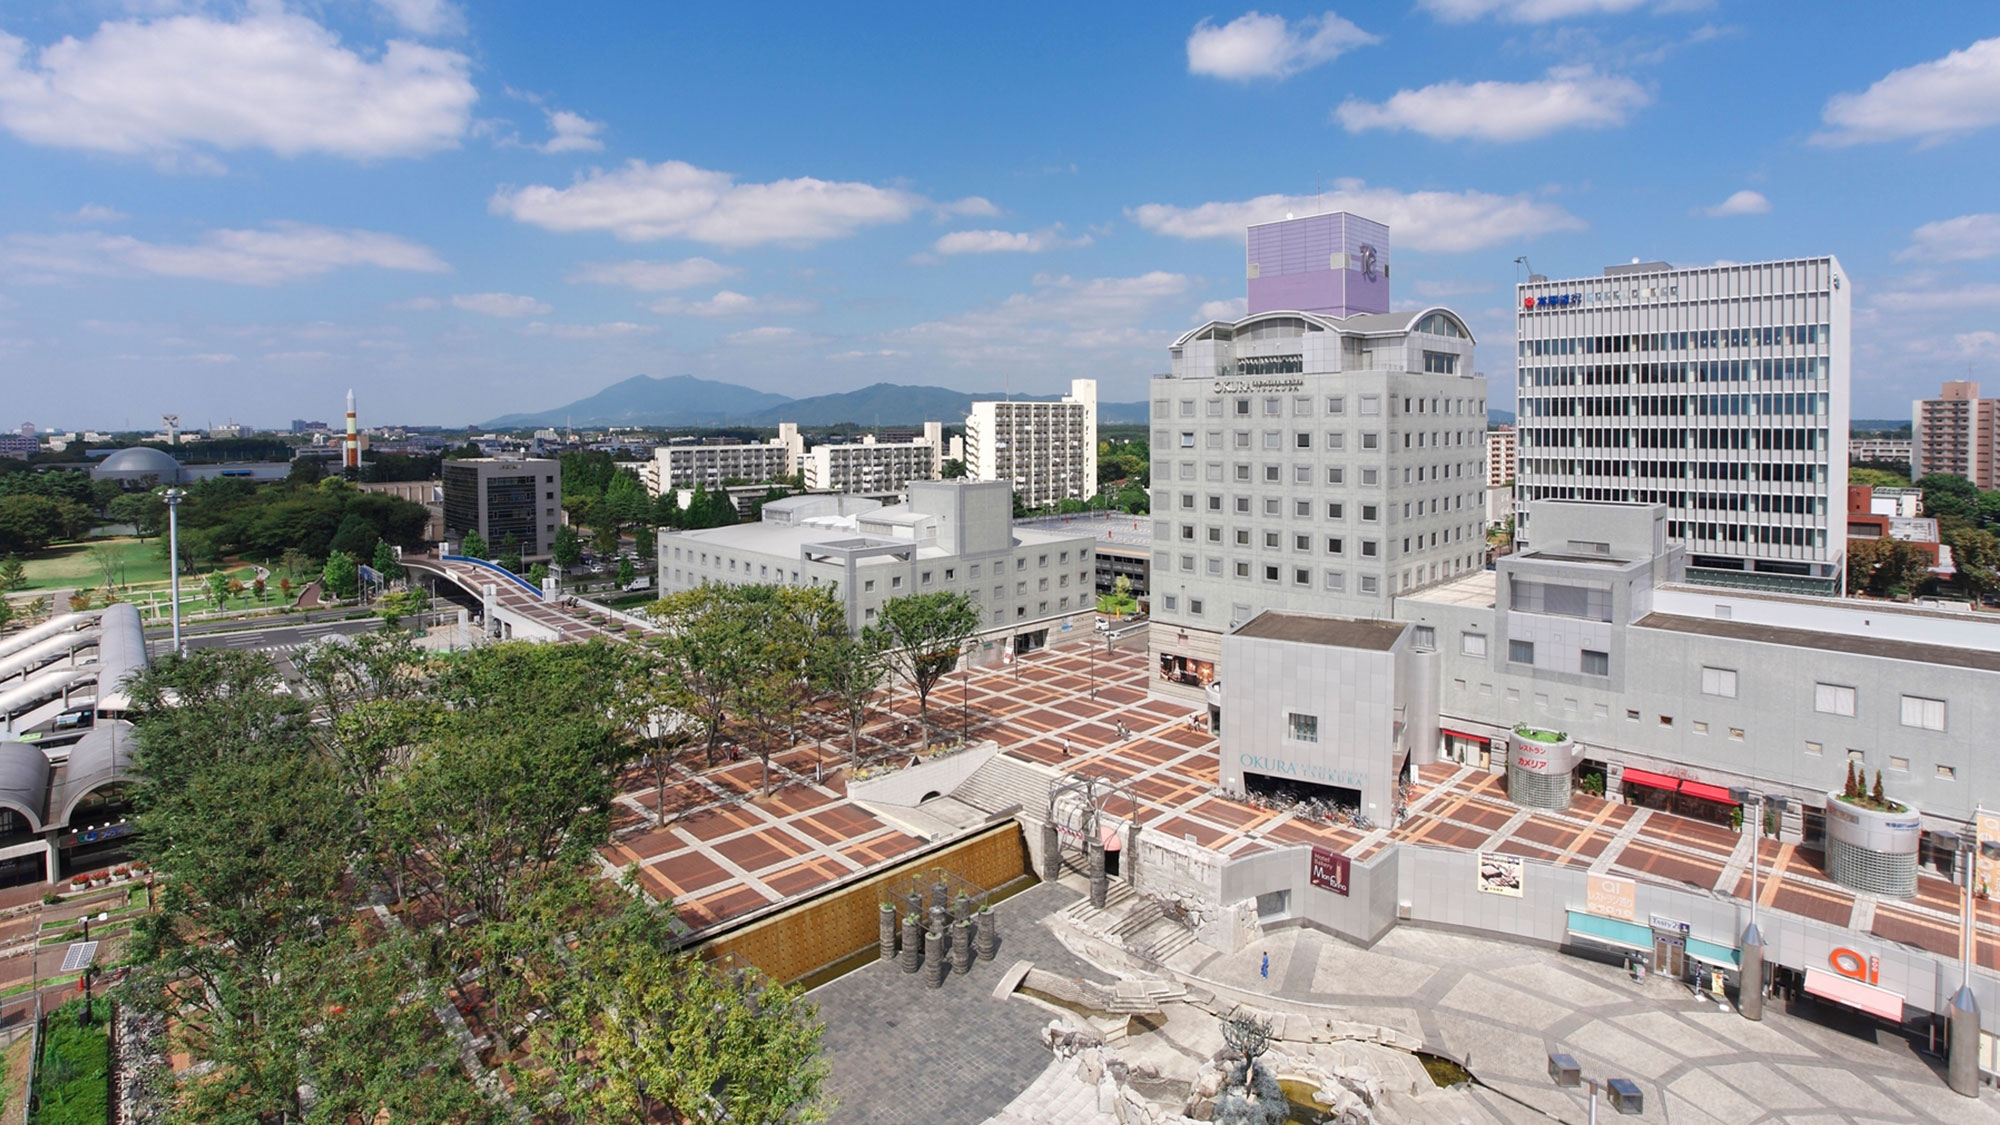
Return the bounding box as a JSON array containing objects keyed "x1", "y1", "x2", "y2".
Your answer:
[{"x1": 847, "y1": 742, "x2": 1000, "y2": 807}]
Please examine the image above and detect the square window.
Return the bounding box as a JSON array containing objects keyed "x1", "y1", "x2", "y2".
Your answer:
[
  {"x1": 1179, "y1": 431, "x2": 1195, "y2": 448},
  {"x1": 864, "y1": 579, "x2": 876, "y2": 592},
  {"x1": 1287, "y1": 713, "x2": 1319, "y2": 743},
  {"x1": 1294, "y1": 567, "x2": 1310, "y2": 585},
  {"x1": 1263, "y1": 431, "x2": 1281, "y2": 450},
  {"x1": 1263, "y1": 498, "x2": 1280, "y2": 516},
  {"x1": 1327, "y1": 502, "x2": 1344, "y2": 519},
  {"x1": 1295, "y1": 432, "x2": 1312, "y2": 449},
  {"x1": 1327, "y1": 536, "x2": 1344, "y2": 555},
  {"x1": 1361, "y1": 540, "x2": 1378, "y2": 557},
  {"x1": 1412, "y1": 625, "x2": 1435, "y2": 649},
  {"x1": 1362, "y1": 504, "x2": 1379, "y2": 522},
  {"x1": 1236, "y1": 496, "x2": 1251, "y2": 513},
  {"x1": 1581, "y1": 649, "x2": 1609, "y2": 676},
  {"x1": 1294, "y1": 465, "x2": 1313, "y2": 484},
  {"x1": 1208, "y1": 526, "x2": 1222, "y2": 542},
  {"x1": 1360, "y1": 395, "x2": 1381, "y2": 416},
  {"x1": 1236, "y1": 464, "x2": 1251, "y2": 481},
  {"x1": 1162, "y1": 594, "x2": 1177, "y2": 612},
  {"x1": 1361, "y1": 468, "x2": 1379, "y2": 485},
  {"x1": 1327, "y1": 432, "x2": 1346, "y2": 451},
  {"x1": 1900, "y1": 695, "x2": 1946, "y2": 731},
  {"x1": 1700, "y1": 667, "x2": 1738, "y2": 698},
  {"x1": 1264, "y1": 531, "x2": 1279, "y2": 549},
  {"x1": 1189, "y1": 599, "x2": 1204, "y2": 615},
  {"x1": 1508, "y1": 639, "x2": 1534, "y2": 664},
  {"x1": 1324, "y1": 570, "x2": 1345, "y2": 591},
  {"x1": 1235, "y1": 561, "x2": 1251, "y2": 577},
  {"x1": 1294, "y1": 533, "x2": 1310, "y2": 551},
  {"x1": 1327, "y1": 395, "x2": 1345, "y2": 414},
  {"x1": 1326, "y1": 467, "x2": 1345, "y2": 485},
  {"x1": 1264, "y1": 464, "x2": 1280, "y2": 482},
  {"x1": 1360, "y1": 574, "x2": 1378, "y2": 594},
  {"x1": 892, "y1": 575, "x2": 903, "y2": 589},
  {"x1": 1180, "y1": 493, "x2": 1195, "y2": 509},
  {"x1": 1208, "y1": 494, "x2": 1222, "y2": 511},
  {"x1": 1362, "y1": 432, "x2": 1380, "y2": 450},
  {"x1": 1461, "y1": 632, "x2": 1486, "y2": 656},
  {"x1": 1264, "y1": 565, "x2": 1279, "y2": 581}
]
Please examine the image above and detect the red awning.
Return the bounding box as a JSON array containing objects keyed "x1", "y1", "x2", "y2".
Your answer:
[
  {"x1": 1621, "y1": 768, "x2": 1681, "y2": 792},
  {"x1": 1678, "y1": 780, "x2": 1739, "y2": 805},
  {"x1": 1804, "y1": 969, "x2": 1905, "y2": 1023},
  {"x1": 1101, "y1": 822, "x2": 1122, "y2": 852},
  {"x1": 1440, "y1": 728, "x2": 1493, "y2": 744}
]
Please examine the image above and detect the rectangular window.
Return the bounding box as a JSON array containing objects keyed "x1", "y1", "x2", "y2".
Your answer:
[
  {"x1": 1235, "y1": 561, "x2": 1251, "y2": 577},
  {"x1": 1938, "y1": 764, "x2": 1956, "y2": 780},
  {"x1": 1581, "y1": 649, "x2": 1609, "y2": 676},
  {"x1": 1179, "y1": 431, "x2": 1195, "y2": 448},
  {"x1": 1626, "y1": 709, "x2": 1640, "y2": 722},
  {"x1": 1804, "y1": 740, "x2": 1823, "y2": 756},
  {"x1": 1412, "y1": 625, "x2": 1435, "y2": 650},
  {"x1": 1361, "y1": 432, "x2": 1380, "y2": 450},
  {"x1": 1360, "y1": 575, "x2": 1378, "y2": 594},
  {"x1": 1814, "y1": 683, "x2": 1855, "y2": 716},
  {"x1": 1287, "y1": 713, "x2": 1319, "y2": 743},
  {"x1": 1900, "y1": 695, "x2": 1946, "y2": 731},
  {"x1": 1508, "y1": 639, "x2": 1534, "y2": 664},
  {"x1": 1693, "y1": 721, "x2": 1709, "y2": 735},
  {"x1": 1295, "y1": 499, "x2": 1311, "y2": 517},
  {"x1": 1461, "y1": 632, "x2": 1487, "y2": 657},
  {"x1": 1362, "y1": 504, "x2": 1378, "y2": 522},
  {"x1": 1361, "y1": 540, "x2": 1378, "y2": 557},
  {"x1": 1327, "y1": 395, "x2": 1345, "y2": 414},
  {"x1": 1700, "y1": 667, "x2": 1738, "y2": 698},
  {"x1": 1729, "y1": 728, "x2": 1745, "y2": 742},
  {"x1": 1324, "y1": 570, "x2": 1345, "y2": 591},
  {"x1": 1295, "y1": 432, "x2": 1312, "y2": 449},
  {"x1": 1847, "y1": 748, "x2": 1865, "y2": 763}
]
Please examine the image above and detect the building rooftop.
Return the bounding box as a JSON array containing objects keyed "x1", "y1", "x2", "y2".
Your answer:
[
  {"x1": 1402, "y1": 569, "x2": 1497, "y2": 608},
  {"x1": 1014, "y1": 512, "x2": 1152, "y2": 550},
  {"x1": 1232, "y1": 611, "x2": 1406, "y2": 651},
  {"x1": 1634, "y1": 613, "x2": 2000, "y2": 674}
]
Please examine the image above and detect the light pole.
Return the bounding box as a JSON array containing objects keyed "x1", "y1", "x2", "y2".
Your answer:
[
  {"x1": 1727, "y1": 787, "x2": 1788, "y2": 1021},
  {"x1": 163, "y1": 488, "x2": 186, "y2": 655},
  {"x1": 1934, "y1": 824, "x2": 1994, "y2": 1097}
]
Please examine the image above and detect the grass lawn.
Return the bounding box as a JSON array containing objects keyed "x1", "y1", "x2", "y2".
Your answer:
[{"x1": 14, "y1": 537, "x2": 170, "y2": 592}]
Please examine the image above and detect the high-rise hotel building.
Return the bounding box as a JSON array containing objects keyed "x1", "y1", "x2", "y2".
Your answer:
[
  {"x1": 1514, "y1": 257, "x2": 1849, "y2": 595},
  {"x1": 1147, "y1": 212, "x2": 1486, "y2": 706}
]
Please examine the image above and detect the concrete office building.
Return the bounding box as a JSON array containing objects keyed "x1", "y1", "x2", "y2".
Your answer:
[
  {"x1": 441, "y1": 457, "x2": 561, "y2": 560},
  {"x1": 1515, "y1": 257, "x2": 1850, "y2": 596},
  {"x1": 656, "y1": 480, "x2": 1097, "y2": 655},
  {"x1": 1218, "y1": 499, "x2": 2000, "y2": 893},
  {"x1": 1911, "y1": 381, "x2": 2000, "y2": 487},
  {"x1": 648, "y1": 423, "x2": 801, "y2": 494},
  {"x1": 1146, "y1": 211, "x2": 1486, "y2": 707},
  {"x1": 803, "y1": 422, "x2": 945, "y2": 493},
  {"x1": 964, "y1": 379, "x2": 1098, "y2": 508},
  {"x1": 1849, "y1": 436, "x2": 1913, "y2": 465}
]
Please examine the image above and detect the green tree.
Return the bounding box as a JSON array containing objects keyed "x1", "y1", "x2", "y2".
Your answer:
[
  {"x1": 493, "y1": 531, "x2": 523, "y2": 576},
  {"x1": 1917, "y1": 472, "x2": 1983, "y2": 534},
  {"x1": 0, "y1": 598, "x2": 12, "y2": 633},
  {"x1": 0, "y1": 554, "x2": 24, "y2": 593},
  {"x1": 650, "y1": 584, "x2": 759, "y2": 766},
  {"x1": 528, "y1": 562, "x2": 549, "y2": 587},
  {"x1": 733, "y1": 585, "x2": 845, "y2": 793},
  {"x1": 1849, "y1": 467, "x2": 1910, "y2": 489},
  {"x1": 865, "y1": 591, "x2": 980, "y2": 750},
  {"x1": 458, "y1": 528, "x2": 487, "y2": 560},
  {"x1": 940, "y1": 457, "x2": 968, "y2": 480},
  {"x1": 108, "y1": 491, "x2": 165, "y2": 538},
  {"x1": 328, "y1": 510, "x2": 381, "y2": 559},
  {"x1": 814, "y1": 629, "x2": 888, "y2": 761},
  {"x1": 372, "y1": 537, "x2": 406, "y2": 582},
  {"x1": 1950, "y1": 527, "x2": 2000, "y2": 602},
  {"x1": 377, "y1": 586, "x2": 431, "y2": 630},
  {"x1": 616, "y1": 556, "x2": 635, "y2": 588},
  {"x1": 279, "y1": 547, "x2": 312, "y2": 578},
  {"x1": 551, "y1": 523, "x2": 583, "y2": 569},
  {"x1": 205, "y1": 570, "x2": 230, "y2": 609},
  {"x1": 322, "y1": 549, "x2": 360, "y2": 600},
  {"x1": 1097, "y1": 574, "x2": 1138, "y2": 616}
]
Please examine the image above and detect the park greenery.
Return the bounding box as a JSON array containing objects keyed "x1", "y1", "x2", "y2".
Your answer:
[
  {"x1": 31, "y1": 997, "x2": 110, "y2": 1125},
  {"x1": 1846, "y1": 471, "x2": 2000, "y2": 601},
  {"x1": 122, "y1": 635, "x2": 829, "y2": 1125}
]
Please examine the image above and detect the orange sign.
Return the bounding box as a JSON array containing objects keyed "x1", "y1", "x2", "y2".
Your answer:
[
  {"x1": 1829, "y1": 947, "x2": 1880, "y2": 985},
  {"x1": 1585, "y1": 874, "x2": 1637, "y2": 922}
]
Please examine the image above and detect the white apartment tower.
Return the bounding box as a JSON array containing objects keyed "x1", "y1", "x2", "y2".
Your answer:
[
  {"x1": 1147, "y1": 212, "x2": 1486, "y2": 706},
  {"x1": 647, "y1": 423, "x2": 802, "y2": 495},
  {"x1": 964, "y1": 379, "x2": 1098, "y2": 508},
  {"x1": 1514, "y1": 257, "x2": 1849, "y2": 596},
  {"x1": 803, "y1": 422, "x2": 946, "y2": 492}
]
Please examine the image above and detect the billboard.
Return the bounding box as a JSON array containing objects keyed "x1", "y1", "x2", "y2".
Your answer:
[
  {"x1": 1585, "y1": 874, "x2": 1636, "y2": 921},
  {"x1": 1309, "y1": 846, "x2": 1351, "y2": 897},
  {"x1": 1477, "y1": 851, "x2": 1525, "y2": 898}
]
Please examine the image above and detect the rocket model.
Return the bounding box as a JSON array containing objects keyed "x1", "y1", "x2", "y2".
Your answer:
[{"x1": 344, "y1": 389, "x2": 360, "y2": 469}]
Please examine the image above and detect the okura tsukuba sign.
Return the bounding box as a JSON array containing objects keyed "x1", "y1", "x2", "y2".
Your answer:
[{"x1": 1309, "y1": 846, "x2": 1351, "y2": 897}]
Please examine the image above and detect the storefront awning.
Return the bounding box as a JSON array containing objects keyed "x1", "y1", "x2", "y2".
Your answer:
[
  {"x1": 1804, "y1": 968, "x2": 1905, "y2": 1023},
  {"x1": 1440, "y1": 728, "x2": 1493, "y2": 744},
  {"x1": 1678, "y1": 780, "x2": 1739, "y2": 805},
  {"x1": 1100, "y1": 822, "x2": 1122, "y2": 852},
  {"x1": 1621, "y1": 768, "x2": 1681, "y2": 792}
]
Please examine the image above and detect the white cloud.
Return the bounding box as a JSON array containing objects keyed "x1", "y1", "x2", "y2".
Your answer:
[
  {"x1": 373, "y1": 0, "x2": 465, "y2": 37},
  {"x1": 1418, "y1": 0, "x2": 1665, "y2": 22},
  {"x1": 538, "y1": 109, "x2": 604, "y2": 154},
  {"x1": 491, "y1": 159, "x2": 930, "y2": 247},
  {"x1": 59, "y1": 203, "x2": 127, "y2": 223},
  {"x1": 1700, "y1": 189, "x2": 1769, "y2": 217},
  {"x1": 1872, "y1": 283, "x2": 2000, "y2": 312},
  {"x1": 5, "y1": 222, "x2": 449, "y2": 284},
  {"x1": 1900, "y1": 213, "x2": 2000, "y2": 262},
  {"x1": 1128, "y1": 180, "x2": 1584, "y2": 253},
  {"x1": 1815, "y1": 37, "x2": 2000, "y2": 146},
  {"x1": 450, "y1": 293, "x2": 551, "y2": 317},
  {"x1": 1187, "y1": 11, "x2": 1378, "y2": 80},
  {"x1": 0, "y1": 11, "x2": 477, "y2": 161},
  {"x1": 1336, "y1": 67, "x2": 1648, "y2": 142},
  {"x1": 936, "y1": 196, "x2": 1001, "y2": 217},
  {"x1": 566, "y1": 257, "x2": 741, "y2": 291},
  {"x1": 830, "y1": 348, "x2": 906, "y2": 360},
  {"x1": 646, "y1": 290, "x2": 817, "y2": 318},
  {"x1": 932, "y1": 227, "x2": 1092, "y2": 255},
  {"x1": 892, "y1": 272, "x2": 1193, "y2": 364},
  {"x1": 723, "y1": 325, "x2": 805, "y2": 345},
  {"x1": 261, "y1": 350, "x2": 331, "y2": 361},
  {"x1": 1193, "y1": 298, "x2": 1246, "y2": 323},
  {"x1": 520, "y1": 321, "x2": 657, "y2": 339}
]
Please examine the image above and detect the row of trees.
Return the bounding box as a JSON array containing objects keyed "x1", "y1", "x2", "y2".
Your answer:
[{"x1": 126, "y1": 636, "x2": 828, "y2": 1123}]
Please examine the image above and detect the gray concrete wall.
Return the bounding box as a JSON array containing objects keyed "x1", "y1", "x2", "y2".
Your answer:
[{"x1": 1219, "y1": 631, "x2": 1405, "y2": 819}]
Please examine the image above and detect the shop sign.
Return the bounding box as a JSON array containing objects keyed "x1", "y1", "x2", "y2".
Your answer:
[
  {"x1": 1978, "y1": 811, "x2": 2000, "y2": 900},
  {"x1": 1237, "y1": 753, "x2": 1365, "y2": 790},
  {"x1": 1585, "y1": 874, "x2": 1636, "y2": 922},
  {"x1": 1648, "y1": 913, "x2": 1691, "y2": 937},
  {"x1": 1476, "y1": 851, "x2": 1524, "y2": 898},
  {"x1": 1522, "y1": 294, "x2": 1581, "y2": 310},
  {"x1": 1309, "y1": 846, "x2": 1350, "y2": 897},
  {"x1": 1828, "y1": 946, "x2": 1881, "y2": 985},
  {"x1": 1211, "y1": 377, "x2": 1305, "y2": 394}
]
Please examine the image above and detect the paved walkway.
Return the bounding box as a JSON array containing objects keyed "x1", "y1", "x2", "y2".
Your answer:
[{"x1": 812, "y1": 881, "x2": 1111, "y2": 1125}]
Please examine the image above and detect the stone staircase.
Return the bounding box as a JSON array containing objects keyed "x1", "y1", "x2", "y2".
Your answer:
[
  {"x1": 1057, "y1": 882, "x2": 1200, "y2": 970},
  {"x1": 955, "y1": 753, "x2": 1063, "y2": 820}
]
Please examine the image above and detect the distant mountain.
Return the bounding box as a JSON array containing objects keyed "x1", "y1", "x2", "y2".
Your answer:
[
  {"x1": 1488, "y1": 408, "x2": 1515, "y2": 427},
  {"x1": 1098, "y1": 401, "x2": 1148, "y2": 425},
  {"x1": 744, "y1": 384, "x2": 1021, "y2": 427},
  {"x1": 483, "y1": 375, "x2": 791, "y2": 428}
]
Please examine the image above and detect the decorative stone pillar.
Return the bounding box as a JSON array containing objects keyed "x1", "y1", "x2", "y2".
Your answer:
[
  {"x1": 905, "y1": 890, "x2": 924, "y2": 919},
  {"x1": 1087, "y1": 833, "x2": 1108, "y2": 910},
  {"x1": 929, "y1": 904, "x2": 949, "y2": 945},
  {"x1": 900, "y1": 914, "x2": 923, "y2": 974},
  {"x1": 976, "y1": 908, "x2": 999, "y2": 960},
  {"x1": 878, "y1": 903, "x2": 898, "y2": 962},
  {"x1": 1124, "y1": 821, "x2": 1143, "y2": 887},
  {"x1": 931, "y1": 880, "x2": 950, "y2": 914},
  {"x1": 952, "y1": 919, "x2": 975, "y2": 973},
  {"x1": 924, "y1": 931, "x2": 946, "y2": 988},
  {"x1": 953, "y1": 891, "x2": 974, "y2": 924},
  {"x1": 1041, "y1": 820, "x2": 1062, "y2": 883}
]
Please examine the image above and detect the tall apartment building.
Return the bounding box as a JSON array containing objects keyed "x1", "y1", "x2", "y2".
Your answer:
[
  {"x1": 1484, "y1": 425, "x2": 1517, "y2": 528},
  {"x1": 1515, "y1": 256, "x2": 1850, "y2": 596},
  {"x1": 647, "y1": 423, "x2": 802, "y2": 494},
  {"x1": 964, "y1": 379, "x2": 1097, "y2": 508},
  {"x1": 1146, "y1": 212, "x2": 1486, "y2": 706},
  {"x1": 1911, "y1": 381, "x2": 2000, "y2": 487},
  {"x1": 441, "y1": 457, "x2": 562, "y2": 560},
  {"x1": 803, "y1": 422, "x2": 944, "y2": 492}
]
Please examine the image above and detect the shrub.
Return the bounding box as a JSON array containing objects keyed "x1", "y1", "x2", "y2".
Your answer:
[{"x1": 33, "y1": 997, "x2": 110, "y2": 1125}]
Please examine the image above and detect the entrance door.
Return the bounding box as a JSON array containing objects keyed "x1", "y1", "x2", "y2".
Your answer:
[{"x1": 1653, "y1": 936, "x2": 1685, "y2": 977}]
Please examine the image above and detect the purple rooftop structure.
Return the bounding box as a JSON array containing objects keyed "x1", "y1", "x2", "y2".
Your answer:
[{"x1": 1245, "y1": 211, "x2": 1390, "y2": 319}]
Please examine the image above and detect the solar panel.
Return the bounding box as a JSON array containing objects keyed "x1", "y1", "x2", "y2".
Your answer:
[{"x1": 59, "y1": 942, "x2": 98, "y2": 973}]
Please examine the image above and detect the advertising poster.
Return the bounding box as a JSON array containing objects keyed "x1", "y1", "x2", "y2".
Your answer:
[
  {"x1": 1585, "y1": 874, "x2": 1637, "y2": 921},
  {"x1": 1309, "y1": 846, "x2": 1351, "y2": 897},
  {"x1": 1977, "y1": 810, "x2": 2000, "y2": 900},
  {"x1": 1477, "y1": 851, "x2": 1525, "y2": 898}
]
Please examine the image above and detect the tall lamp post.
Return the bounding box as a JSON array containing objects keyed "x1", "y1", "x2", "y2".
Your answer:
[
  {"x1": 1727, "y1": 787, "x2": 1789, "y2": 1021},
  {"x1": 162, "y1": 488, "x2": 187, "y2": 655},
  {"x1": 1933, "y1": 825, "x2": 1996, "y2": 1097}
]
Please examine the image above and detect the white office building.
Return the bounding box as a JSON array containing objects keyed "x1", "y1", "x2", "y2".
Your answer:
[
  {"x1": 803, "y1": 422, "x2": 945, "y2": 493},
  {"x1": 1514, "y1": 257, "x2": 1850, "y2": 595},
  {"x1": 964, "y1": 379, "x2": 1097, "y2": 509}
]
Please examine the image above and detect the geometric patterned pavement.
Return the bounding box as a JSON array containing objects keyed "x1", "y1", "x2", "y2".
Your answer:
[{"x1": 598, "y1": 628, "x2": 2000, "y2": 969}]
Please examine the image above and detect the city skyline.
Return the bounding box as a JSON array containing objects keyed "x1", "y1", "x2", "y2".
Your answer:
[{"x1": 2, "y1": 2, "x2": 1997, "y2": 428}]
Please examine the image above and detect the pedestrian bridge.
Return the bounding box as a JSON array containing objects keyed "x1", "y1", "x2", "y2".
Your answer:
[{"x1": 401, "y1": 555, "x2": 646, "y2": 644}]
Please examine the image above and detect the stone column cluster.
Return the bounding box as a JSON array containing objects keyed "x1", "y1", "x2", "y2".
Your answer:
[{"x1": 888, "y1": 879, "x2": 1001, "y2": 985}]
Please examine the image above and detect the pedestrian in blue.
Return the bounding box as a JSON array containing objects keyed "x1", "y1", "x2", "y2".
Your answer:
[{"x1": 1260, "y1": 952, "x2": 1269, "y2": 979}]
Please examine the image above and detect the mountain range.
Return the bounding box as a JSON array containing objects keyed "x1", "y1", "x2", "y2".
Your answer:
[{"x1": 484, "y1": 375, "x2": 1152, "y2": 429}]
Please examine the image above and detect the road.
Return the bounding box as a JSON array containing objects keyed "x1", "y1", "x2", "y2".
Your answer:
[{"x1": 151, "y1": 617, "x2": 385, "y2": 677}]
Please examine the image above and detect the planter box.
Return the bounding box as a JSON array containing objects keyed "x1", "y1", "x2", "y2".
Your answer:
[
  {"x1": 1505, "y1": 727, "x2": 1583, "y2": 811},
  {"x1": 1824, "y1": 791, "x2": 1920, "y2": 897}
]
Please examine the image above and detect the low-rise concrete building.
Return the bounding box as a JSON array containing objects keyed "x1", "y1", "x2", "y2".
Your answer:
[{"x1": 441, "y1": 457, "x2": 561, "y2": 560}]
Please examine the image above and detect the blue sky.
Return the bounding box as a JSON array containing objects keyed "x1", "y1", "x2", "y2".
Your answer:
[{"x1": 2, "y1": 1, "x2": 1997, "y2": 430}]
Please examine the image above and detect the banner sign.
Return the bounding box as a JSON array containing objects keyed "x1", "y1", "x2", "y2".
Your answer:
[
  {"x1": 1585, "y1": 874, "x2": 1636, "y2": 922},
  {"x1": 1309, "y1": 846, "x2": 1351, "y2": 897},
  {"x1": 1477, "y1": 851, "x2": 1524, "y2": 898}
]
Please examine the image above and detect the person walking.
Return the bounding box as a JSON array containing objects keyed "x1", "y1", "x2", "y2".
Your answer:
[{"x1": 1260, "y1": 951, "x2": 1269, "y2": 980}]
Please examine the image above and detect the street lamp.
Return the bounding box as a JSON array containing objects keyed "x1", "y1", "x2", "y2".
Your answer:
[
  {"x1": 1549, "y1": 1051, "x2": 1641, "y2": 1121},
  {"x1": 78, "y1": 910, "x2": 108, "y2": 1026},
  {"x1": 1727, "y1": 787, "x2": 1789, "y2": 1021},
  {"x1": 163, "y1": 488, "x2": 187, "y2": 654},
  {"x1": 1932, "y1": 824, "x2": 1997, "y2": 1097}
]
